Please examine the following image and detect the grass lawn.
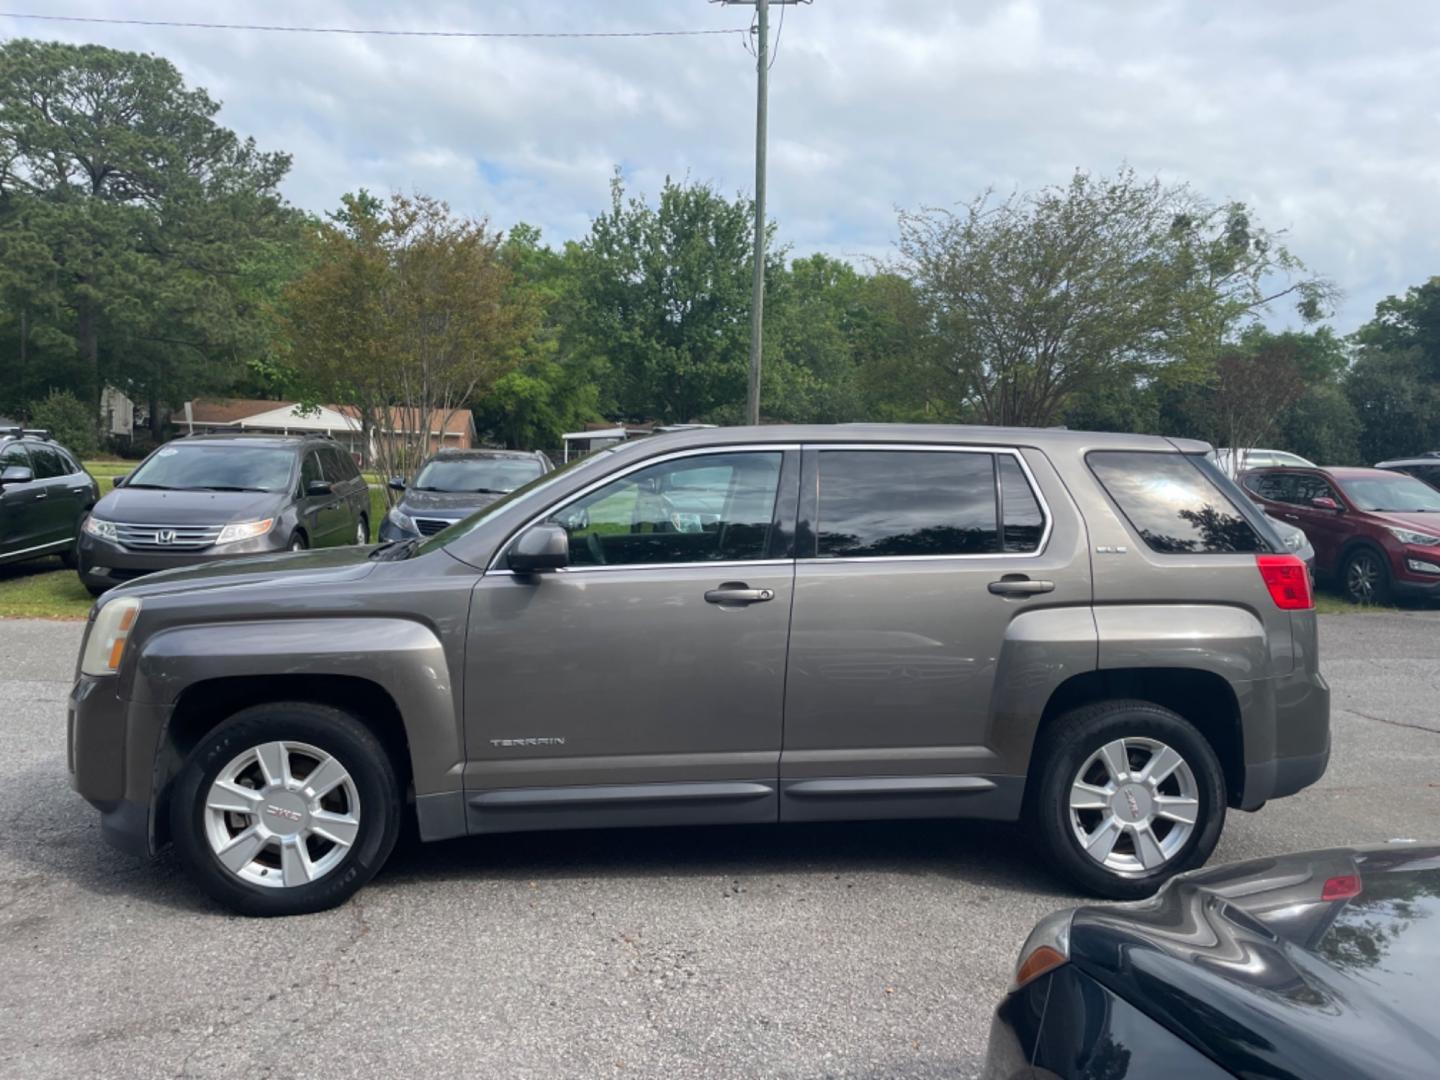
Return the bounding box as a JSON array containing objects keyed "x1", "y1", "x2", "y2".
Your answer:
[{"x1": 0, "y1": 556, "x2": 94, "y2": 619}]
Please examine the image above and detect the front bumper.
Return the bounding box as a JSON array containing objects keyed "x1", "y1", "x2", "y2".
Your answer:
[
  {"x1": 68, "y1": 673, "x2": 173, "y2": 856},
  {"x1": 77, "y1": 530, "x2": 288, "y2": 588}
]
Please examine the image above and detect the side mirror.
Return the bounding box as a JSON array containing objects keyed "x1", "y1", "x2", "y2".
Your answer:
[
  {"x1": 388, "y1": 476, "x2": 406, "y2": 492},
  {"x1": 508, "y1": 524, "x2": 569, "y2": 573},
  {"x1": 1311, "y1": 496, "x2": 1341, "y2": 511},
  {"x1": 306, "y1": 479, "x2": 334, "y2": 497},
  {"x1": 0, "y1": 465, "x2": 34, "y2": 486},
  {"x1": 112, "y1": 473, "x2": 128, "y2": 489}
]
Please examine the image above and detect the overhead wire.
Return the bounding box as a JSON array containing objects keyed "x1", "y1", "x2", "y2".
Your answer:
[{"x1": 0, "y1": 12, "x2": 747, "y2": 40}]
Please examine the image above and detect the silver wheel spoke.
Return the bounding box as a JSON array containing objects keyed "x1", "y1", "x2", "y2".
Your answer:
[
  {"x1": 254, "y1": 742, "x2": 291, "y2": 788},
  {"x1": 1155, "y1": 795, "x2": 1199, "y2": 825},
  {"x1": 1131, "y1": 823, "x2": 1166, "y2": 870},
  {"x1": 280, "y1": 837, "x2": 315, "y2": 886},
  {"x1": 1140, "y1": 746, "x2": 1183, "y2": 787},
  {"x1": 1086, "y1": 816, "x2": 1123, "y2": 860},
  {"x1": 310, "y1": 810, "x2": 360, "y2": 848},
  {"x1": 1098, "y1": 740, "x2": 1130, "y2": 783},
  {"x1": 216, "y1": 826, "x2": 267, "y2": 874},
  {"x1": 1069, "y1": 780, "x2": 1113, "y2": 811},
  {"x1": 206, "y1": 780, "x2": 263, "y2": 816},
  {"x1": 301, "y1": 756, "x2": 348, "y2": 801}
]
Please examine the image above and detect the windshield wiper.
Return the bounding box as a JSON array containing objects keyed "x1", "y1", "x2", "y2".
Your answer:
[
  {"x1": 191, "y1": 485, "x2": 269, "y2": 493},
  {"x1": 369, "y1": 537, "x2": 421, "y2": 562},
  {"x1": 122, "y1": 482, "x2": 172, "y2": 490},
  {"x1": 473, "y1": 487, "x2": 508, "y2": 494},
  {"x1": 413, "y1": 485, "x2": 443, "y2": 492}
]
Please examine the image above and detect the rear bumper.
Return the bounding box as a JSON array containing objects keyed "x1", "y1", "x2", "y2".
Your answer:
[{"x1": 1238, "y1": 663, "x2": 1330, "y2": 811}]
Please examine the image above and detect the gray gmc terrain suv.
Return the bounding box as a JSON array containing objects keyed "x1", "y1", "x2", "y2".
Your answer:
[{"x1": 68, "y1": 425, "x2": 1329, "y2": 916}]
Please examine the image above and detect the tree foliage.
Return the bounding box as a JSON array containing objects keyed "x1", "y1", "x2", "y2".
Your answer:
[
  {"x1": 0, "y1": 39, "x2": 301, "y2": 430},
  {"x1": 283, "y1": 191, "x2": 536, "y2": 485}
]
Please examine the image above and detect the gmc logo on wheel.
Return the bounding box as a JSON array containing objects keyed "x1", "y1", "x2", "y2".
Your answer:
[{"x1": 265, "y1": 804, "x2": 303, "y2": 822}]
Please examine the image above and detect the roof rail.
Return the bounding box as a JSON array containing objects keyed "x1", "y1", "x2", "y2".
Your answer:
[{"x1": 0, "y1": 426, "x2": 51, "y2": 441}]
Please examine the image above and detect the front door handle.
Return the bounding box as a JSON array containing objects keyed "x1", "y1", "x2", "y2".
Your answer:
[
  {"x1": 1282, "y1": 513, "x2": 1300, "y2": 521},
  {"x1": 705, "y1": 583, "x2": 775, "y2": 605},
  {"x1": 33, "y1": 490, "x2": 47, "y2": 499},
  {"x1": 988, "y1": 577, "x2": 1055, "y2": 597}
]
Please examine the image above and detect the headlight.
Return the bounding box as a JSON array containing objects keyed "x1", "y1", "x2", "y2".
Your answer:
[
  {"x1": 83, "y1": 516, "x2": 118, "y2": 542},
  {"x1": 387, "y1": 507, "x2": 417, "y2": 533},
  {"x1": 1010, "y1": 908, "x2": 1074, "y2": 991},
  {"x1": 81, "y1": 596, "x2": 141, "y2": 677},
  {"x1": 216, "y1": 518, "x2": 275, "y2": 545},
  {"x1": 1283, "y1": 529, "x2": 1305, "y2": 552},
  {"x1": 1387, "y1": 525, "x2": 1440, "y2": 547}
]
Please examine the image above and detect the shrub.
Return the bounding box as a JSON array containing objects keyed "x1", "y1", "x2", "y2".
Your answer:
[{"x1": 26, "y1": 388, "x2": 98, "y2": 457}]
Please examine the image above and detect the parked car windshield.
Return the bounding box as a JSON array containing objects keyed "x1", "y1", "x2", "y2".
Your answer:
[
  {"x1": 417, "y1": 451, "x2": 613, "y2": 555},
  {"x1": 1336, "y1": 472, "x2": 1440, "y2": 512},
  {"x1": 413, "y1": 456, "x2": 543, "y2": 493},
  {"x1": 127, "y1": 444, "x2": 295, "y2": 492}
]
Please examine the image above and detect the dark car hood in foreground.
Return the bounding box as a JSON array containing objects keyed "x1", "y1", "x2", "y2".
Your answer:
[
  {"x1": 399, "y1": 488, "x2": 506, "y2": 518},
  {"x1": 1069, "y1": 844, "x2": 1440, "y2": 1080},
  {"x1": 94, "y1": 486, "x2": 284, "y2": 524},
  {"x1": 112, "y1": 545, "x2": 377, "y2": 599}
]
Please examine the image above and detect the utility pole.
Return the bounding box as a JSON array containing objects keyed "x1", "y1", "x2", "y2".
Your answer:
[{"x1": 719, "y1": 0, "x2": 806, "y2": 425}]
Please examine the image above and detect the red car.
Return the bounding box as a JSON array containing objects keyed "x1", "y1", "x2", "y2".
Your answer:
[{"x1": 1241, "y1": 466, "x2": 1440, "y2": 603}]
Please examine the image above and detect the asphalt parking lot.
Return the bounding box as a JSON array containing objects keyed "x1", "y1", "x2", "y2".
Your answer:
[{"x1": 3, "y1": 613, "x2": 1439, "y2": 1080}]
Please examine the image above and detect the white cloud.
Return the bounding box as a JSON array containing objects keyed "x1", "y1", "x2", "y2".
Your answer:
[{"x1": 8, "y1": 0, "x2": 1438, "y2": 329}]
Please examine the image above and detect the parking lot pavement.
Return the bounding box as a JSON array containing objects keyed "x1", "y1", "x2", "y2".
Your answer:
[{"x1": 2, "y1": 614, "x2": 1438, "y2": 1080}]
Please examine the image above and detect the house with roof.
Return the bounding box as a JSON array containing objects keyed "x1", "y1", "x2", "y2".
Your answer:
[{"x1": 179, "y1": 398, "x2": 475, "y2": 465}]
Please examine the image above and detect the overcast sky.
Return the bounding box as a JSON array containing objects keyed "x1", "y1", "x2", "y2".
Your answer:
[{"x1": 9, "y1": 1, "x2": 1438, "y2": 332}]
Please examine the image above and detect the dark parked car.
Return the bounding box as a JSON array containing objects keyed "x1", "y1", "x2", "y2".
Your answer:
[
  {"x1": 1242, "y1": 465, "x2": 1440, "y2": 603},
  {"x1": 68, "y1": 425, "x2": 1327, "y2": 916},
  {"x1": 984, "y1": 843, "x2": 1440, "y2": 1079},
  {"x1": 1376, "y1": 454, "x2": 1440, "y2": 492},
  {"x1": 379, "y1": 448, "x2": 552, "y2": 541},
  {"x1": 0, "y1": 427, "x2": 99, "y2": 568},
  {"x1": 77, "y1": 434, "x2": 371, "y2": 595}
]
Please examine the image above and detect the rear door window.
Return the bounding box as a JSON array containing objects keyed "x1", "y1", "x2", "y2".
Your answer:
[
  {"x1": 1243, "y1": 472, "x2": 1294, "y2": 503},
  {"x1": 998, "y1": 455, "x2": 1044, "y2": 552},
  {"x1": 318, "y1": 446, "x2": 350, "y2": 484},
  {"x1": 1089, "y1": 451, "x2": 1268, "y2": 554},
  {"x1": 28, "y1": 445, "x2": 67, "y2": 479},
  {"x1": 814, "y1": 449, "x2": 1001, "y2": 558}
]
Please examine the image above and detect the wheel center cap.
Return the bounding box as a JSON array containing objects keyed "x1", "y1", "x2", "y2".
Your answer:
[
  {"x1": 260, "y1": 790, "x2": 309, "y2": 836},
  {"x1": 1113, "y1": 784, "x2": 1152, "y2": 823}
]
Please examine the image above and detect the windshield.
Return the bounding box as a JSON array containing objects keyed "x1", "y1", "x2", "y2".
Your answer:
[
  {"x1": 413, "y1": 456, "x2": 543, "y2": 493},
  {"x1": 128, "y1": 444, "x2": 295, "y2": 492},
  {"x1": 416, "y1": 451, "x2": 614, "y2": 556},
  {"x1": 1336, "y1": 473, "x2": 1440, "y2": 512}
]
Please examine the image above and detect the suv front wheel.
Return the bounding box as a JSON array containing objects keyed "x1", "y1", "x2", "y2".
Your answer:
[
  {"x1": 170, "y1": 702, "x2": 402, "y2": 916},
  {"x1": 1030, "y1": 700, "x2": 1226, "y2": 899}
]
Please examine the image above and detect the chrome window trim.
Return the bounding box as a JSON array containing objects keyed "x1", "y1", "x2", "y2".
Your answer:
[
  {"x1": 806, "y1": 443, "x2": 1053, "y2": 562},
  {"x1": 487, "y1": 443, "x2": 800, "y2": 572},
  {"x1": 486, "y1": 558, "x2": 796, "y2": 578}
]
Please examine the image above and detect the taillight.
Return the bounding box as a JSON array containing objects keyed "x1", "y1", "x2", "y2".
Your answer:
[
  {"x1": 1321, "y1": 874, "x2": 1362, "y2": 901},
  {"x1": 1256, "y1": 554, "x2": 1313, "y2": 610}
]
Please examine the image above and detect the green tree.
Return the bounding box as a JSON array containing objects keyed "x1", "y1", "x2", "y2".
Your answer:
[
  {"x1": 283, "y1": 191, "x2": 537, "y2": 485},
  {"x1": 1345, "y1": 349, "x2": 1440, "y2": 463},
  {"x1": 893, "y1": 167, "x2": 1333, "y2": 427},
  {"x1": 570, "y1": 172, "x2": 775, "y2": 423},
  {"x1": 0, "y1": 39, "x2": 300, "y2": 429},
  {"x1": 26, "y1": 387, "x2": 98, "y2": 456}
]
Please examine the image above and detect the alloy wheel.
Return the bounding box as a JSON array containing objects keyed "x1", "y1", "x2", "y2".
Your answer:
[
  {"x1": 203, "y1": 740, "x2": 361, "y2": 889},
  {"x1": 355, "y1": 519, "x2": 368, "y2": 544},
  {"x1": 1068, "y1": 737, "x2": 1199, "y2": 876},
  {"x1": 1346, "y1": 553, "x2": 1381, "y2": 603}
]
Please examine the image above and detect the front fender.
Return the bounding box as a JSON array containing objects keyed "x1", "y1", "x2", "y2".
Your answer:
[{"x1": 131, "y1": 617, "x2": 463, "y2": 797}]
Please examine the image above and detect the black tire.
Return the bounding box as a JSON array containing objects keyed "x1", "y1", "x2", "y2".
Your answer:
[
  {"x1": 288, "y1": 531, "x2": 308, "y2": 552},
  {"x1": 83, "y1": 582, "x2": 107, "y2": 598},
  {"x1": 355, "y1": 515, "x2": 369, "y2": 545},
  {"x1": 61, "y1": 540, "x2": 78, "y2": 570},
  {"x1": 169, "y1": 702, "x2": 402, "y2": 917},
  {"x1": 1028, "y1": 699, "x2": 1226, "y2": 900},
  {"x1": 1342, "y1": 547, "x2": 1390, "y2": 605}
]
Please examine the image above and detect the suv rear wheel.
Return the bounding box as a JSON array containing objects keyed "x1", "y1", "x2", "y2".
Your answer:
[
  {"x1": 1030, "y1": 700, "x2": 1226, "y2": 899},
  {"x1": 169, "y1": 702, "x2": 402, "y2": 916}
]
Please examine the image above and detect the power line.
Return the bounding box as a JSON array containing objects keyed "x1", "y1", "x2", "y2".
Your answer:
[{"x1": 0, "y1": 12, "x2": 746, "y2": 40}]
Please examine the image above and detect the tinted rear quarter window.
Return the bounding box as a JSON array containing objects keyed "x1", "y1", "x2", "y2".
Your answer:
[
  {"x1": 1090, "y1": 451, "x2": 1268, "y2": 554},
  {"x1": 998, "y1": 455, "x2": 1044, "y2": 552},
  {"x1": 816, "y1": 449, "x2": 1000, "y2": 557}
]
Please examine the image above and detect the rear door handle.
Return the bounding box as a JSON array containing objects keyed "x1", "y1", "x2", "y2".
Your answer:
[
  {"x1": 33, "y1": 490, "x2": 47, "y2": 499},
  {"x1": 705, "y1": 583, "x2": 775, "y2": 605},
  {"x1": 988, "y1": 578, "x2": 1055, "y2": 597},
  {"x1": 1282, "y1": 513, "x2": 1300, "y2": 521}
]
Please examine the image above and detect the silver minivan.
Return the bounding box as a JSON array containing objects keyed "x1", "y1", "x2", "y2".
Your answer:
[{"x1": 68, "y1": 425, "x2": 1329, "y2": 916}]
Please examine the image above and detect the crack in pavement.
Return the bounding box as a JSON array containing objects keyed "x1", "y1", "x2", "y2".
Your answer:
[{"x1": 1340, "y1": 706, "x2": 1440, "y2": 735}]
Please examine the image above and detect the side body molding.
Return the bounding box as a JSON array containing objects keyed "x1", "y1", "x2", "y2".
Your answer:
[{"x1": 132, "y1": 618, "x2": 464, "y2": 800}]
